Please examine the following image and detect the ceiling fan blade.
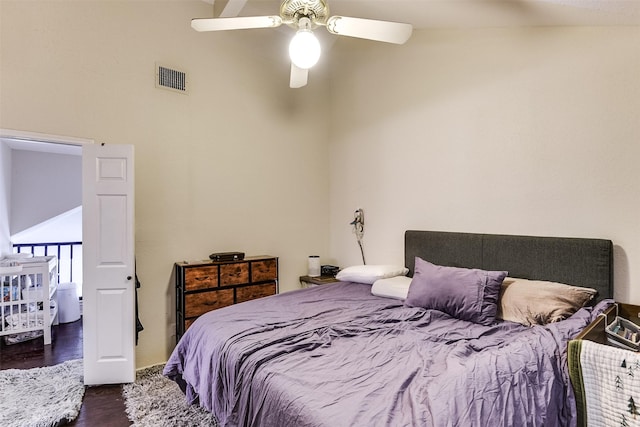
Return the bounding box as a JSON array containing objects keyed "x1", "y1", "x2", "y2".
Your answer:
[
  {"x1": 326, "y1": 16, "x2": 412, "y2": 44},
  {"x1": 191, "y1": 16, "x2": 282, "y2": 32},
  {"x1": 290, "y1": 64, "x2": 308, "y2": 89}
]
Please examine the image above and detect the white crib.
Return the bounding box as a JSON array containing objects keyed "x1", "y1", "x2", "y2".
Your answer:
[{"x1": 0, "y1": 256, "x2": 58, "y2": 345}]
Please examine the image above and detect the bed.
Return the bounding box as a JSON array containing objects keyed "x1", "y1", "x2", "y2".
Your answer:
[{"x1": 164, "y1": 230, "x2": 614, "y2": 427}]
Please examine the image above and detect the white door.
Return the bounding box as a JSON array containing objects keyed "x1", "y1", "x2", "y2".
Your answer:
[{"x1": 82, "y1": 143, "x2": 135, "y2": 385}]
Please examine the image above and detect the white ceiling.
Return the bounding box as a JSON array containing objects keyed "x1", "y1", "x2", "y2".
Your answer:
[{"x1": 217, "y1": 0, "x2": 640, "y2": 28}]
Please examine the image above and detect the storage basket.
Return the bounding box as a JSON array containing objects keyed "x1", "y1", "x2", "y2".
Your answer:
[{"x1": 606, "y1": 316, "x2": 640, "y2": 351}]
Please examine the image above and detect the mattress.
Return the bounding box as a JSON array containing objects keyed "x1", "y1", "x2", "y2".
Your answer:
[{"x1": 164, "y1": 281, "x2": 608, "y2": 427}]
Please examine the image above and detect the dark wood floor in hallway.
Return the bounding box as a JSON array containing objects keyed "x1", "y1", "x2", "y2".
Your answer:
[{"x1": 0, "y1": 319, "x2": 131, "y2": 426}]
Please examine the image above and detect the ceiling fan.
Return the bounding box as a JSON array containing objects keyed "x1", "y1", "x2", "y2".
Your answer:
[{"x1": 191, "y1": 0, "x2": 413, "y2": 88}]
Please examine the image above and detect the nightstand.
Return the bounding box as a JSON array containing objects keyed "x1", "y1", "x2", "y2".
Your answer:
[
  {"x1": 574, "y1": 302, "x2": 640, "y2": 345},
  {"x1": 299, "y1": 275, "x2": 339, "y2": 288}
]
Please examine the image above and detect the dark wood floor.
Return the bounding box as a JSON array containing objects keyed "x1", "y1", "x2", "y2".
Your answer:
[{"x1": 0, "y1": 319, "x2": 131, "y2": 426}]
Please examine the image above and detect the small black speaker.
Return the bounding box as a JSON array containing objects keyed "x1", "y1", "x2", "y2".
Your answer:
[
  {"x1": 321, "y1": 265, "x2": 340, "y2": 276},
  {"x1": 209, "y1": 252, "x2": 245, "y2": 262}
]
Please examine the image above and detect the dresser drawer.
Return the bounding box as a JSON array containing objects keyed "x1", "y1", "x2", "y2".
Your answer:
[
  {"x1": 251, "y1": 259, "x2": 278, "y2": 282},
  {"x1": 185, "y1": 289, "x2": 234, "y2": 317},
  {"x1": 220, "y1": 262, "x2": 249, "y2": 286},
  {"x1": 184, "y1": 265, "x2": 219, "y2": 291},
  {"x1": 236, "y1": 282, "x2": 276, "y2": 304}
]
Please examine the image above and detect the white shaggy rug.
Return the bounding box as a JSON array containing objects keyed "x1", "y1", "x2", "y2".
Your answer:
[
  {"x1": 0, "y1": 359, "x2": 84, "y2": 427},
  {"x1": 122, "y1": 364, "x2": 218, "y2": 427}
]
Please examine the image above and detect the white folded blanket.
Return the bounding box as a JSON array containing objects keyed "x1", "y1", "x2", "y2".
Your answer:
[{"x1": 580, "y1": 339, "x2": 640, "y2": 426}]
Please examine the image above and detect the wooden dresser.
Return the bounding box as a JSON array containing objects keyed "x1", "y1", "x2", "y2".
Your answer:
[{"x1": 175, "y1": 255, "x2": 278, "y2": 341}]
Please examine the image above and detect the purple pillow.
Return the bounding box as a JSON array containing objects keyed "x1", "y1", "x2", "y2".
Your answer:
[{"x1": 405, "y1": 257, "x2": 507, "y2": 325}]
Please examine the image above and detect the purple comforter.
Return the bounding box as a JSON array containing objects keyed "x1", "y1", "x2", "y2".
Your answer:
[{"x1": 164, "y1": 282, "x2": 606, "y2": 427}]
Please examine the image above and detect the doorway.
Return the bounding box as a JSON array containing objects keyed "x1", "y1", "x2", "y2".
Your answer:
[
  {"x1": 2, "y1": 132, "x2": 137, "y2": 386},
  {"x1": 0, "y1": 128, "x2": 91, "y2": 357}
]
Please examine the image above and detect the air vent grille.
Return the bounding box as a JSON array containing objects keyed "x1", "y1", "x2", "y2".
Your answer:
[{"x1": 156, "y1": 64, "x2": 188, "y2": 94}]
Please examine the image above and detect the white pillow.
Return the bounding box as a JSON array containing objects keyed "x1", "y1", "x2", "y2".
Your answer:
[
  {"x1": 335, "y1": 264, "x2": 409, "y2": 285},
  {"x1": 371, "y1": 276, "x2": 412, "y2": 300}
]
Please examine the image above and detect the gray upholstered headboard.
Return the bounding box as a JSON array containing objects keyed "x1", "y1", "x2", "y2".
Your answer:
[{"x1": 404, "y1": 230, "x2": 613, "y2": 301}]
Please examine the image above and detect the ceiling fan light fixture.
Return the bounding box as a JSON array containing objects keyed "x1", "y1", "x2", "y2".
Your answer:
[
  {"x1": 190, "y1": 0, "x2": 412, "y2": 87},
  {"x1": 289, "y1": 29, "x2": 321, "y2": 70}
]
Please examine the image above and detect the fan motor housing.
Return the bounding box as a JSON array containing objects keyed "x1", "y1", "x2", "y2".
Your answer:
[{"x1": 281, "y1": 0, "x2": 329, "y2": 27}]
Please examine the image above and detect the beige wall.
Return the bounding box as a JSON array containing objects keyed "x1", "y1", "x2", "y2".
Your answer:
[
  {"x1": 3, "y1": 0, "x2": 640, "y2": 367},
  {"x1": 328, "y1": 27, "x2": 640, "y2": 303},
  {"x1": 0, "y1": 1, "x2": 331, "y2": 367}
]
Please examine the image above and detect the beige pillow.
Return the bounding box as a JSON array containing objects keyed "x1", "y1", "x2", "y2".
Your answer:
[{"x1": 497, "y1": 277, "x2": 597, "y2": 326}]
